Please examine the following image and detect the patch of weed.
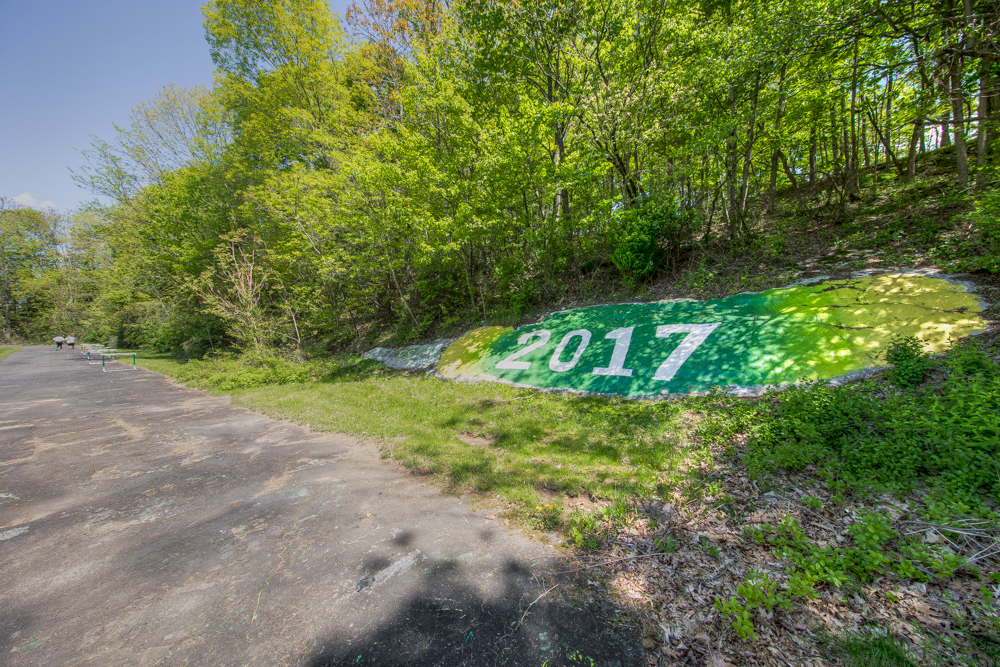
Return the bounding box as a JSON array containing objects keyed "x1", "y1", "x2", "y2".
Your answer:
[
  {"x1": 747, "y1": 345, "x2": 1000, "y2": 511},
  {"x1": 825, "y1": 628, "x2": 919, "y2": 667}
]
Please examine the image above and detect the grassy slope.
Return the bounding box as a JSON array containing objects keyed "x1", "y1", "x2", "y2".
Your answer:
[
  {"x1": 139, "y1": 157, "x2": 1000, "y2": 666},
  {"x1": 0, "y1": 347, "x2": 21, "y2": 362}
]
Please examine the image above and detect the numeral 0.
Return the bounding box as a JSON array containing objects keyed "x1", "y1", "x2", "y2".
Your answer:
[{"x1": 549, "y1": 329, "x2": 591, "y2": 372}]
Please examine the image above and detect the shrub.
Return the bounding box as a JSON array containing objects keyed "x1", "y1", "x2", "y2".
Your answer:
[
  {"x1": 171, "y1": 352, "x2": 381, "y2": 391},
  {"x1": 969, "y1": 182, "x2": 1000, "y2": 273},
  {"x1": 609, "y1": 200, "x2": 698, "y2": 286},
  {"x1": 884, "y1": 335, "x2": 931, "y2": 387}
]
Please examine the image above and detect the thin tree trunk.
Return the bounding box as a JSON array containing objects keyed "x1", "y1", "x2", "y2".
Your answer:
[
  {"x1": 831, "y1": 108, "x2": 840, "y2": 169},
  {"x1": 865, "y1": 102, "x2": 907, "y2": 178},
  {"x1": 809, "y1": 121, "x2": 818, "y2": 185},
  {"x1": 862, "y1": 118, "x2": 871, "y2": 168},
  {"x1": 907, "y1": 118, "x2": 923, "y2": 181},
  {"x1": 776, "y1": 149, "x2": 805, "y2": 207},
  {"x1": 951, "y1": 52, "x2": 970, "y2": 185},
  {"x1": 977, "y1": 54, "x2": 993, "y2": 170}
]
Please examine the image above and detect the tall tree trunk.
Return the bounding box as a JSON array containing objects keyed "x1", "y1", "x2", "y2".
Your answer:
[
  {"x1": 910, "y1": 33, "x2": 932, "y2": 164},
  {"x1": 726, "y1": 83, "x2": 738, "y2": 240},
  {"x1": 885, "y1": 67, "x2": 894, "y2": 165},
  {"x1": 737, "y1": 72, "x2": 762, "y2": 235},
  {"x1": 849, "y1": 39, "x2": 860, "y2": 197},
  {"x1": 767, "y1": 63, "x2": 788, "y2": 213}
]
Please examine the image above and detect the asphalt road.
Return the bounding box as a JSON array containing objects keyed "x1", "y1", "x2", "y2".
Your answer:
[{"x1": 0, "y1": 347, "x2": 642, "y2": 666}]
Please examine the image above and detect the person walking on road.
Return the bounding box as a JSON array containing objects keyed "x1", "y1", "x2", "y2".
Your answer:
[
  {"x1": 53, "y1": 334, "x2": 65, "y2": 350},
  {"x1": 66, "y1": 334, "x2": 76, "y2": 350}
]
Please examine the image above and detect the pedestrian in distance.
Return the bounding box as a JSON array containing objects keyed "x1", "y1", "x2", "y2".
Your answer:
[
  {"x1": 53, "y1": 334, "x2": 65, "y2": 350},
  {"x1": 66, "y1": 334, "x2": 76, "y2": 350}
]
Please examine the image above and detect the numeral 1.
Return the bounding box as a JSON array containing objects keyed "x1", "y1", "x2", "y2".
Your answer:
[{"x1": 592, "y1": 327, "x2": 634, "y2": 377}]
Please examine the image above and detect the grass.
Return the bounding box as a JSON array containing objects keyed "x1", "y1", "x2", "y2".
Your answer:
[
  {"x1": 0, "y1": 347, "x2": 21, "y2": 362},
  {"x1": 826, "y1": 629, "x2": 919, "y2": 667},
  {"x1": 139, "y1": 352, "x2": 709, "y2": 529}
]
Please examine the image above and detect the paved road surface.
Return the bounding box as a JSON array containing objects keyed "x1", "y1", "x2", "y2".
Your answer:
[{"x1": 0, "y1": 347, "x2": 641, "y2": 666}]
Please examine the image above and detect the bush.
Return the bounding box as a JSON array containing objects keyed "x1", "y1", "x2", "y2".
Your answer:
[
  {"x1": 610, "y1": 200, "x2": 698, "y2": 286},
  {"x1": 884, "y1": 335, "x2": 931, "y2": 387},
  {"x1": 748, "y1": 350, "x2": 1000, "y2": 508},
  {"x1": 969, "y1": 182, "x2": 1000, "y2": 273}
]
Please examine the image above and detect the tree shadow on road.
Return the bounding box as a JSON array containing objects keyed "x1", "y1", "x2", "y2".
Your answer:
[{"x1": 306, "y1": 558, "x2": 644, "y2": 667}]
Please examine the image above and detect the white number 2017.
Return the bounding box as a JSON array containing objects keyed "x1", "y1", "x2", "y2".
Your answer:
[
  {"x1": 495, "y1": 330, "x2": 552, "y2": 370},
  {"x1": 493, "y1": 323, "x2": 720, "y2": 381},
  {"x1": 653, "y1": 323, "x2": 721, "y2": 382}
]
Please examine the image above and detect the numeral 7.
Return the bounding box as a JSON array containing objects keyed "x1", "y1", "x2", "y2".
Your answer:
[{"x1": 653, "y1": 323, "x2": 721, "y2": 382}]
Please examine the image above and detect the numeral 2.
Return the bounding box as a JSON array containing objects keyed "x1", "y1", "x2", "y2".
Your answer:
[{"x1": 495, "y1": 330, "x2": 552, "y2": 370}]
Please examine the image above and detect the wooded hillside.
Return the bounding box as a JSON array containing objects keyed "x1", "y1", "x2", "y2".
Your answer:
[{"x1": 2, "y1": 0, "x2": 999, "y2": 350}]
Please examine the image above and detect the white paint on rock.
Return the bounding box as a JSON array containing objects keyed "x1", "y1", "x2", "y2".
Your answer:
[
  {"x1": 364, "y1": 339, "x2": 456, "y2": 370},
  {"x1": 0, "y1": 526, "x2": 29, "y2": 541}
]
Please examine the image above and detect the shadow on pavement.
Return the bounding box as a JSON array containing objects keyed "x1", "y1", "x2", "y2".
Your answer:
[{"x1": 307, "y1": 559, "x2": 644, "y2": 667}]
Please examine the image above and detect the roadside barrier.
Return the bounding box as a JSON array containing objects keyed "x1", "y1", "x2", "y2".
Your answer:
[
  {"x1": 87, "y1": 348, "x2": 117, "y2": 364},
  {"x1": 101, "y1": 352, "x2": 137, "y2": 372}
]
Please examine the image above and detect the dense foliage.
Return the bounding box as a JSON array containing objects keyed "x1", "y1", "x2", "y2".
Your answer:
[
  {"x1": 3, "y1": 0, "x2": 999, "y2": 350},
  {"x1": 748, "y1": 340, "x2": 1000, "y2": 514}
]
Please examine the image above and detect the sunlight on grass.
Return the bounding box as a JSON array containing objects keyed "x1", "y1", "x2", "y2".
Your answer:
[
  {"x1": 140, "y1": 353, "x2": 703, "y2": 519},
  {"x1": 0, "y1": 347, "x2": 21, "y2": 362}
]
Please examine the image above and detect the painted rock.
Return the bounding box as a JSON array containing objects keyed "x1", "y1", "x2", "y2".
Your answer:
[{"x1": 436, "y1": 273, "x2": 987, "y2": 397}]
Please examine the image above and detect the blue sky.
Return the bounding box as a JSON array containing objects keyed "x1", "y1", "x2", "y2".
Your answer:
[{"x1": 0, "y1": 0, "x2": 350, "y2": 213}]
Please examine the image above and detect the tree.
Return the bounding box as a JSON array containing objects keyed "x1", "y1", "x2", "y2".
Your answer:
[
  {"x1": 0, "y1": 199, "x2": 61, "y2": 341},
  {"x1": 73, "y1": 84, "x2": 226, "y2": 205}
]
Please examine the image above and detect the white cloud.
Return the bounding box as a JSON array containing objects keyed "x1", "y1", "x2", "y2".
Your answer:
[{"x1": 12, "y1": 192, "x2": 56, "y2": 210}]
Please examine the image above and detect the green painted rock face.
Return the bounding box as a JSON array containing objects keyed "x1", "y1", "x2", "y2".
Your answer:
[{"x1": 438, "y1": 274, "x2": 987, "y2": 397}]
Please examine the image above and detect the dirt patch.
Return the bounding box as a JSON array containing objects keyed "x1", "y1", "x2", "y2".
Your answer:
[{"x1": 456, "y1": 432, "x2": 495, "y2": 448}]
